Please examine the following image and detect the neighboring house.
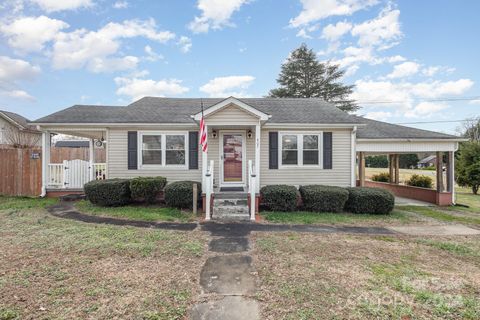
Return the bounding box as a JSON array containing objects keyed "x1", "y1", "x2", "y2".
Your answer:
[
  {"x1": 417, "y1": 155, "x2": 436, "y2": 168},
  {"x1": 0, "y1": 110, "x2": 41, "y2": 147},
  {"x1": 32, "y1": 97, "x2": 464, "y2": 214}
]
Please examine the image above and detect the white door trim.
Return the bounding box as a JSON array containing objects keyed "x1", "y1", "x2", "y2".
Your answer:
[{"x1": 219, "y1": 130, "x2": 246, "y2": 188}]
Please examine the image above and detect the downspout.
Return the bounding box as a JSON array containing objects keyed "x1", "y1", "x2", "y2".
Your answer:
[
  {"x1": 351, "y1": 126, "x2": 357, "y2": 187},
  {"x1": 40, "y1": 130, "x2": 49, "y2": 197}
]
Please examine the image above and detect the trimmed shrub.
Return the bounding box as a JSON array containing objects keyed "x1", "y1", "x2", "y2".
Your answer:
[
  {"x1": 164, "y1": 181, "x2": 202, "y2": 209},
  {"x1": 84, "y1": 179, "x2": 131, "y2": 206},
  {"x1": 371, "y1": 172, "x2": 390, "y2": 182},
  {"x1": 260, "y1": 185, "x2": 298, "y2": 211},
  {"x1": 345, "y1": 187, "x2": 394, "y2": 214},
  {"x1": 299, "y1": 185, "x2": 349, "y2": 213},
  {"x1": 130, "y1": 176, "x2": 167, "y2": 204},
  {"x1": 406, "y1": 174, "x2": 433, "y2": 189}
]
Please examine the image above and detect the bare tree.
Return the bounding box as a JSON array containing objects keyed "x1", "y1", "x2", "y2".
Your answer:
[
  {"x1": 4, "y1": 127, "x2": 41, "y2": 148},
  {"x1": 458, "y1": 116, "x2": 480, "y2": 142}
]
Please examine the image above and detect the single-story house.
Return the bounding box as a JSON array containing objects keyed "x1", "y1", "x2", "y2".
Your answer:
[
  {"x1": 417, "y1": 155, "x2": 437, "y2": 168},
  {"x1": 0, "y1": 110, "x2": 41, "y2": 148},
  {"x1": 31, "y1": 97, "x2": 464, "y2": 219}
]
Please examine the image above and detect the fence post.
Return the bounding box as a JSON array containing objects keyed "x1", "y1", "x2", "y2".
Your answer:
[{"x1": 193, "y1": 183, "x2": 198, "y2": 215}]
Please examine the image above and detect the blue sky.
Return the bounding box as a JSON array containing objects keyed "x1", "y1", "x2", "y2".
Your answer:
[{"x1": 0, "y1": 0, "x2": 479, "y2": 134}]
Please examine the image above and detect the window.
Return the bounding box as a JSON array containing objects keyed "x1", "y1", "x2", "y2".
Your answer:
[
  {"x1": 280, "y1": 133, "x2": 322, "y2": 167},
  {"x1": 166, "y1": 135, "x2": 185, "y2": 165},
  {"x1": 142, "y1": 135, "x2": 162, "y2": 165},
  {"x1": 282, "y1": 135, "x2": 298, "y2": 165},
  {"x1": 139, "y1": 132, "x2": 188, "y2": 168}
]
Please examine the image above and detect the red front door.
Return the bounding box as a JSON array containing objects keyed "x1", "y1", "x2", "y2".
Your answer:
[{"x1": 222, "y1": 134, "x2": 243, "y2": 183}]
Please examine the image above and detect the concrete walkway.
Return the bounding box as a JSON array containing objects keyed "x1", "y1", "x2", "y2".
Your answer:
[
  {"x1": 395, "y1": 196, "x2": 431, "y2": 206},
  {"x1": 190, "y1": 224, "x2": 260, "y2": 319}
]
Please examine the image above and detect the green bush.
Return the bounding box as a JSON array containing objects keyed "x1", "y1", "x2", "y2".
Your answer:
[
  {"x1": 406, "y1": 174, "x2": 433, "y2": 189},
  {"x1": 371, "y1": 172, "x2": 390, "y2": 182},
  {"x1": 84, "y1": 179, "x2": 131, "y2": 206},
  {"x1": 299, "y1": 185, "x2": 349, "y2": 212},
  {"x1": 130, "y1": 176, "x2": 167, "y2": 203},
  {"x1": 164, "y1": 181, "x2": 202, "y2": 209},
  {"x1": 260, "y1": 185, "x2": 298, "y2": 211},
  {"x1": 344, "y1": 187, "x2": 394, "y2": 214}
]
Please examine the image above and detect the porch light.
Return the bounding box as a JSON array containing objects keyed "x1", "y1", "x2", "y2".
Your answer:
[
  {"x1": 212, "y1": 130, "x2": 218, "y2": 139},
  {"x1": 247, "y1": 130, "x2": 253, "y2": 139}
]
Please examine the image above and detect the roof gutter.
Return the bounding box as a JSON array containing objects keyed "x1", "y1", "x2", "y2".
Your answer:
[{"x1": 357, "y1": 138, "x2": 467, "y2": 142}]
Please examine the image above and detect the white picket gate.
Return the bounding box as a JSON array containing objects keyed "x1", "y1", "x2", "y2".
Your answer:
[{"x1": 47, "y1": 160, "x2": 107, "y2": 189}]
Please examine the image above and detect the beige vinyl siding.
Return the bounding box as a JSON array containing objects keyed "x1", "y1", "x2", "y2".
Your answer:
[
  {"x1": 107, "y1": 127, "x2": 201, "y2": 182},
  {"x1": 207, "y1": 128, "x2": 255, "y2": 188},
  {"x1": 206, "y1": 104, "x2": 259, "y2": 126},
  {"x1": 260, "y1": 128, "x2": 352, "y2": 187}
]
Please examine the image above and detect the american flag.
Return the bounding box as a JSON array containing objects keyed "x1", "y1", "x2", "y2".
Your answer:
[{"x1": 199, "y1": 100, "x2": 207, "y2": 152}]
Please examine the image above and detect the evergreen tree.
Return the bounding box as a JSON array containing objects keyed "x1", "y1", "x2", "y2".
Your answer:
[
  {"x1": 269, "y1": 44, "x2": 359, "y2": 112},
  {"x1": 456, "y1": 142, "x2": 480, "y2": 194}
]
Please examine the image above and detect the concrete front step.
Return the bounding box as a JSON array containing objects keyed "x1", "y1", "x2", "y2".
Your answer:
[{"x1": 213, "y1": 192, "x2": 251, "y2": 221}]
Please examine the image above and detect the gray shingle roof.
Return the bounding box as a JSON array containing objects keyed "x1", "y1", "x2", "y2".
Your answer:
[
  {"x1": 0, "y1": 110, "x2": 39, "y2": 132},
  {"x1": 32, "y1": 97, "x2": 462, "y2": 140},
  {"x1": 55, "y1": 140, "x2": 90, "y2": 148},
  {"x1": 33, "y1": 97, "x2": 361, "y2": 124},
  {"x1": 355, "y1": 116, "x2": 460, "y2": 140}
]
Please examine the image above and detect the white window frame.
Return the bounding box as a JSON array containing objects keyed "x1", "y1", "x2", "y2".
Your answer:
[
  {"x1": 279, "y1": 132, "x2": 323, "y2": 168},
  {"x1": 138, "y1": 131, "x2": 189, "y2": 169}
]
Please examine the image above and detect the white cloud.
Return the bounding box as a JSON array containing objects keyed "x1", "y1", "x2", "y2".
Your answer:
[
  {"x1": 469, "y1": 99, "x2": 480, "y2": 105},
  {"x1": 290, "y1": 0, "x2": 378, "y2": 27},
  {"x1": 199, "y1": 75, "x2": 255, "y2": 97},
  {"x1": 113, "y1": 1, "x2": 128, "y2": 9},
  {"x1": 296, "y1": 24, "x2": 319, "y2": 39},
  {"x1": 0, "y1": 15, "x2": 69, "y2": 53},
  {"x1": 177, "y1": 36, "x2": 192, "y2": 53},
  {"x1": 52, "y1": 19, "x2": 175, "y2": 71},
  {"x1": 30, "y1": 0, "x2": 93, "y2": 12},
  {"x1": 386, "y1": 55, "x2": 406, "y2": 63},
  {"x1": 364, "y1": 111, "x2": 392, "y2": 121},
  {"x1": 351, "y1": 6, "x2": 402, "y2": 49},
  {"x1": 0, "y1": 56, "x2": 40, "y2": 101},
  {"x1": 115, "y1": 76, "x2": 189, "y2": 101},
  {"x1": 188, "y1": 0, "x2": 250, "y2": 33},
  {"x1": 405, "y1": 102, "x2": 448, "y2": 118},
  {"x1": 88, "y1": 56, "x2": 139, "y2": 73},
  {"x1": 387, "y1": 61, "x2": 420, "y2": 79},
  {"x1": 351, "y1": 78, "x2": 474, "y2": 117},
  {"x1": 321, "y1": 21, "x2": 352, "y2": 42},
  {"x1": 144, "y1": 45, "x2": 163, "y2": 61}
]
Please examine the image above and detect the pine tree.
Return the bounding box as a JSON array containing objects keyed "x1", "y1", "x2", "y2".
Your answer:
[{"x1": 269, "y1": 44, "x2": 359, "y2": 112}]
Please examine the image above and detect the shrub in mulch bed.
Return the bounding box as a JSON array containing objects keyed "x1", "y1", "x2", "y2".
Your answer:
[
  {"x1": 164, "y1": 181, "x2": 202, "y2": 209},
  {"x1": 299, "y1": 185, "x2": 349, "y2": 213},
  {"x1": 130, "y1": 176, "x2": 167, "y2": 204},
  {"x1": 371, "y1": 172, "x2": 390, "y2": 183},
  {"x1": 260, "y1": 185, "x2": 298, "y2": 212},
  {"x1": 344, "y1": 187, "x2": 394, "y2": 214},
  {"x1": 406, "y1": 174, "x2": 433, "y2": 189},
  {"x1": 84, "y1": 179, "x2": 131, "y2": 207}
]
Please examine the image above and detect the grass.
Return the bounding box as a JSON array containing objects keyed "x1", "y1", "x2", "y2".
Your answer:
[
  {"x1": 75, "y1": 200, "x2": 197, "y2": 222},
  {"x1": 366, "y1": 167, "x2": 437, "y2": 186},
  {"x1": 397, "y1": 205, "x2": 480, "y2": 226},
  {"x1": 261, "y1": 210, "x2": 414, "y2": 225},
  {"x1": 0, "y1": 201, "x2": 207, "y2": 319},
  {"x1": 0, "y1": 196, "x2": 57, "y2": 211},
  {"x1": 253, "y1": 232, "x2": 480, "y2": 319}
]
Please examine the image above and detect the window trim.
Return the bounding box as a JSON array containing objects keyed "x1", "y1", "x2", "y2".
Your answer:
[
  {"x1": 138, "y1": 131, "x2": 189, "y2": 169},
  {"x1": 278, "y1": 132, "x2": 323, "y2": 168}
]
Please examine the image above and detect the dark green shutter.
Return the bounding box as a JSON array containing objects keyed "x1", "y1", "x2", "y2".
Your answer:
[
  {"x1": 323, "y1": 132, "x2": 332, "y2": 169},
  {"x1": 269, "y1": 132, "x2": 278, "y2": 169},
  {"x1": 189, "y1": 131, "x2": 199, "y2": 169},
  {"x1": 127, "y1": 131, "x2": 138, "y2": 170}
]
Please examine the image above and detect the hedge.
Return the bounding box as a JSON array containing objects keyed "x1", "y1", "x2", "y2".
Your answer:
[
  {"x1": 406, "y1": 174, "x2": 433, "y2": 189},
  {"x1": 299, "y1": 185, "x2": 349, "y2": 213},
  {"x1": 344, "y1": 187, "x2": 394, "y2": 214},
  {"x1": 84, "y1": 179, "x2": 131, "y2": 206},
  {"x1": 371, "y1": 172, "x2": 390, "y2": 183},
  {"x1": 260, "y1": 185, "x2": 298, "y2": 211},
  {"x1": 164, "y1": 181, "x2": 202, "y2": 209},
  {"x1": 130, "y1": 176, "x2": 167, "y2": 204}
]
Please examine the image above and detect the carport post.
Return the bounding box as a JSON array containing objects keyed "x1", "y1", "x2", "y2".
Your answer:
[
  {"x1": 394, "y1": 154, "x2": 400, "y2": 184},
  {"x1": 89, "y1": 138, "x2": 95, "y2": 181},
  {"x1": 388, "y1": 154, "x2": 394, "y2": 183},
  {"x1": 41, "y1": 131, "x2": 51, "y2": 197},
  {"x1": 446, "y1": 151, "x2": 454, "y2": 193},
  {"x1": 436, "y1": 152, "x2": 444, "y2": 192},
  {"x1": 358, "y1": 152, "x2": 365, "y2": 187}
]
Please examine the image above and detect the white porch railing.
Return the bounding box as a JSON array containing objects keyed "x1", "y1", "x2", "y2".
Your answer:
[
  {"x1": 248, "y1": 160, "x2": 256, "y2": 221},
  {"x1": 205, "y1": 160, "x2": 214, "y2": 220},
  {"x1": 47, "y1": 161, "x2": 107, "y2": 189}
]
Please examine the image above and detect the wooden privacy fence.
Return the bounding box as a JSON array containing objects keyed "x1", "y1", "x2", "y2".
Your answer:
[
  {"x1": 50, "y1": 146, "x2": 106, "y2": 163},
  {"x1": 0, "y1": 148, "x2": 42, "y2": 196}
]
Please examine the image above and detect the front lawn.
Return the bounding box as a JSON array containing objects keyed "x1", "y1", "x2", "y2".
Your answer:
[
  {"x1": 261, "y1": 210, "x2": 419, "y2": 226},
  {"x1": 0, "y1": 195, "x2": 57, "y2": 210},
  {"x1": 0, "y1": 202, "x2": 207, "y2": 319},
  {"x1": 75, "y1": 200, "x2": 197, "y2": 222},
  {"x1": 253, "y1": 232, "x2": 480, "y2": 319}
]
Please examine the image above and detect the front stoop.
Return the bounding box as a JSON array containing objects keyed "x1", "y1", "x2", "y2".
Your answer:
[{"x1": 213, "y1": 193, "x2": 250, "y2": 221}]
